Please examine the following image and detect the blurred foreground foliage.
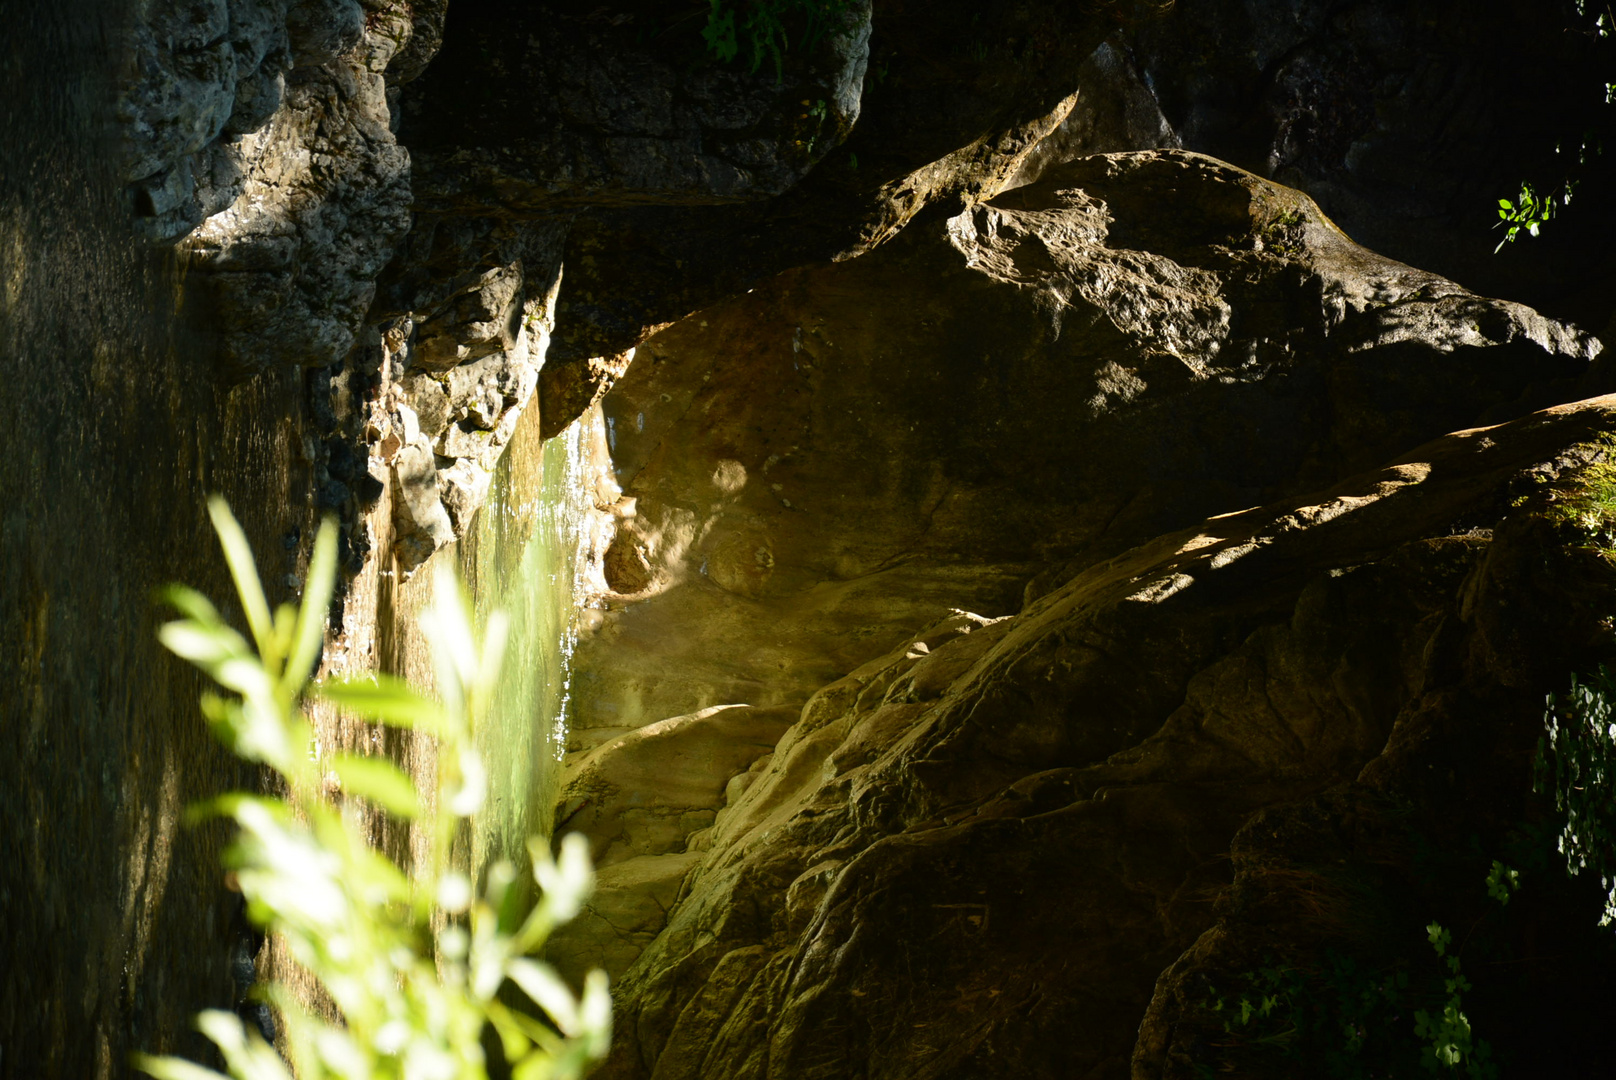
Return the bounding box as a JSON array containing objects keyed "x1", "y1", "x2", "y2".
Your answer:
[{"x1": 136, "y1": 498, "x2": 609, "y2": 1080}]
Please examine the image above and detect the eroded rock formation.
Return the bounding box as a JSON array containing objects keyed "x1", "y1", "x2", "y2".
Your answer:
[{"x1": 535, "y1": 153, "x2": 1616, "y2": 1080}]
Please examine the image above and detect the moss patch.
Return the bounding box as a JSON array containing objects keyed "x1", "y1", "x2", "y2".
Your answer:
[{"x1": 1545, "y1": 433, "x2": 1616, "y2": 551}]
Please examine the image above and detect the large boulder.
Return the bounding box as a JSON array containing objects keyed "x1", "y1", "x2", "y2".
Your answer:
[{"x1": 571, "y1": 150, "x2": 1601, "y2": 736}]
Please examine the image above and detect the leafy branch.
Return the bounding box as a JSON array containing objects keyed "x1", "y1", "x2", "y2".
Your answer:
[
  {"x1": 1412, "y1": 923, "x2": 1496, "y2": 1078},
  {"x1": 1536, "y1": 664, "x2": 1616, "y2": 927},
  {"x1": 1492, "y1": 1, "x2": 1613, "y2": 251},
  {"x1": 1494, "y1": 182, "x2": 1575, "y2": 252},
  {"x1": 135, "y1": 498, "x2": 609, "y2": 1080}
]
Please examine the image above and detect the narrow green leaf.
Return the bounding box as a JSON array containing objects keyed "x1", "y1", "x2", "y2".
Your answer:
[
  {"x1": 330, "y1": 753, "x2": 422, "y2": 819},
  {"x1": 316, "y1": 674, "x2": 448, "y2": 734},
  {"x1": 486, "y1": 999, "x2": 534, "y2": 1063},
  {"x1": 207, "y1": 496, "x2": 275, "y2": 661},
  {"x1": 194, "y1": 1010, "x2": 249, "y2": 1055},
  {"x1": 579, "y1": 968, "x2": 613, "y2": 1057},
  {"x1": 425, "y1": 559, "x2": 478, "y2": 712},
  {"x1": 286, "y1": 516, "x2": 339, "y2": 693},
  {"x1": 130, "y1": 1054, "x2": 230, "y2": 1080},
  {"x1": 211, "y1": 656, "x2": 276, "y2": 701},
  {"x1": 159, "y1": 620, "x2": 249, "y2": 668},
  {"x1": 507, "y1": 958, "x2": 580, "y2": 1034},
  {"x1": 480, "y1": 609, "x2": 511, "y2": 699},
  {"x1": 156, "y1": 584, "x2": 223, "y2": 627}
]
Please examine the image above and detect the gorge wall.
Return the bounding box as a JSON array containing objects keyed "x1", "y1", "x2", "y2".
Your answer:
[{"x1": 6, "y1": 0, "x2": 1616, "y2": 1077}]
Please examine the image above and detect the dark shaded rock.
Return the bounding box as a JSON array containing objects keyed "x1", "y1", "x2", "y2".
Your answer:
[
  {"x1": 1002, "y1": 38, "x2": 1182, "y2": 187},
  {"x1": 314, "y1": 477, "x2": 349, "y2": 510},
  {"x1": 1134, "y1": 473, "x2": 1616, "y2": 1076},
  {"x1": 285, "y1": 0, "x2": 363, "y2": 69},
  {"x1": 538, "y1": 350, "x2": 633, "y2": 441},
  {"x1": 465, "y1": 0, "x2": 1160, "y2": 380},
  {"x1": 400, "y1": 0, "x2": 873, "y2": 214}
]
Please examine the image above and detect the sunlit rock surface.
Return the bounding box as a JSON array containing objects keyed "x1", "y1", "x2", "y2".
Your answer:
[
  {"x1": 540, "y1": 151, "x2": 1611, "y2": 1076},
  {"x1": 571, "y1": 151, "x2": 1598, "y2": 736},
  {"x1": 118, "y1": 0, "x2": 430, "y2": 373},
  {"x1": 1068, "y1": 0, "x2": 1616, "y2": 325}
]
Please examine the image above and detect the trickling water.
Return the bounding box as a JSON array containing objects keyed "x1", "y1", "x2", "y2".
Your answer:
[{"x1": 457, "y1": 403, "x2": 602, "y2": 879}]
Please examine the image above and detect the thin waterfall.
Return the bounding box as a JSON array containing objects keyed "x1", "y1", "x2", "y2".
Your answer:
[{"x1": 457, "y1": 404, "x2": 602, "y2": 881}]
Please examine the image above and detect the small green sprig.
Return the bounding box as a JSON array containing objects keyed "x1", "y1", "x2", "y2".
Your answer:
[
  {"x1": 1412, "y1": 923, "x2": 1495, "y2": 1078},
  {"x1": 1484, "y1": 861, "x2": 1519, "y2": 906},
  {"x1": 704, "y1": 0, "x2": 853, "y2": 82},
  {"x1": 1494, "y1": 182, "x2": 1573, "y2": 253}
]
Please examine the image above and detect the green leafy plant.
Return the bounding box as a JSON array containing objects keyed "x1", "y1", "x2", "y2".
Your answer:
[
  {"x1": 1491, "y1": 1, "x2": 1614, "y2": 251},
  {"x1": 134, "y1": 498, "x2": 610, "y2": 1080},
  {"x1": 703, "y1": 0, "x2": 853, "y2": 81},
  {"x1": 1412, "y1": 923, "x2": 1496, "y2": 1078},
  {"x1": 1484, "y1": 860, "x2": 1520, "y2": 906},
  {"x1": 1545, "y1": 440, "x2": 1616, "y2": 550},
  {"x1": 1537, "y1": 663, "x2": 1616, "y2": 926},
  {"x1": 1494, "y1": 182, "x2": 1573, "y2": 252},
  {"x1": 1204, "y1": 953, "x2": 1412, "y2": 1078}
]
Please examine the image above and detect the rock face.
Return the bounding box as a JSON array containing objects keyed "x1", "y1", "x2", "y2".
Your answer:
[
  {"x1": 500, "y1": 0, "x2": 1147, "y2": 373},
  {"x1": 118, "y1": 0, "x2": 427, "y2": 373},
  {"x1": 570, "y1": 151, "x2": 1598, "y2": 735},
  {"x1": 399, "y1": 0, "x2": 872, "y2": 214},
  {"x1": 581, "y1": 395, "x2": 1616, "y2": 1080},
  {"x1": 64, "y1": 0, "x2": 1616, "y2": 1075},
  {"x1": 116, "y1": 0, "x2": 1140, "y2": 568},
  {"x1": 111, "y1": 0, "x2": 1616, "y2": 566},
  {"x1": 535, "y1": 150, "x2": 1613, "y2": 1079},
  {"x1": 1063, "y1": 0, "x2": 1616, "y2": 324}
]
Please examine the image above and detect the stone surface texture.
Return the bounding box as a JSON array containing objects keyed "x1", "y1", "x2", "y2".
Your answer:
[
  {"x1": 535, "y1": 151, "x2": 1613, "y2": 1078},
  {"x1": 1078, "y1": 0, "x2": 1616, "y2": 326},
  {"x1": 399, "y1": 0, "x2": 873, "y2": 214},
  {"x1": 569, "y1": 151, "x2": 1598, "y2": 737},
  {"x1": 118, "y1": 0, "x2": 425, "y2": 373},
  {"x1": 580, "y1": 396, "x2": 1616, "y2": 1080}
]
